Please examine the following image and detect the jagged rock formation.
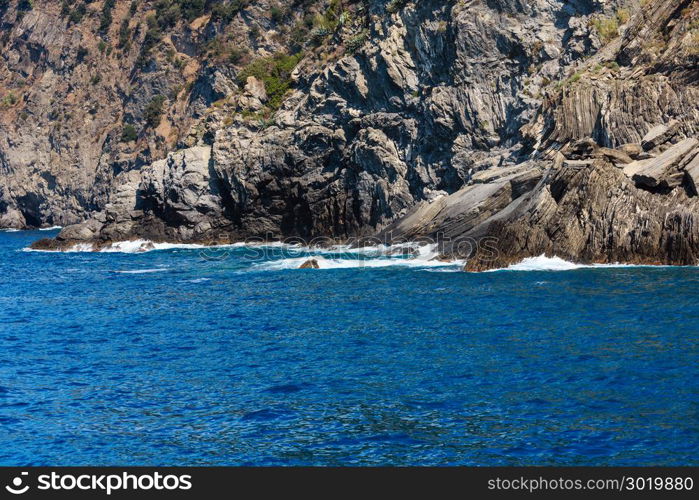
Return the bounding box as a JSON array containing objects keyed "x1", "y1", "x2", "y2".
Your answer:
[
  {"x1": 377, "y1": 161, "x2": 544, "y2": 243},
  {"x1": 370, "y1": 0, "x2": 699, "y2": 271},
  {"x1": 8, "y1": 0, "x2": 699, "y2": 269},
  {"x1": 460, "y1": 0, "x2": 699, "y2": 269},
  {"x1": 24, "y1": 0, "x2": 622, "y2": 240},
  {"x1": 0, "y1": 0, "x2": 342, "y2": 228},
  {"x1": 463, "y1": 137, "x2": 699, "y2": 271}
]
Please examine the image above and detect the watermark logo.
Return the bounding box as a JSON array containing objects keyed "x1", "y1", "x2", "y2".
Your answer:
[
  {"x1": 199, "y1": 246, "x2": 232, "y2": 261},
  {"x1": 195, "y1": 231, "x2": 501, "y2": 269},
  {"x1": 5, "y1": 472, "x2": 29, "y2": 495},
  {"x1": 199, "y1": 233, "x2": 234, "y2": 261}
]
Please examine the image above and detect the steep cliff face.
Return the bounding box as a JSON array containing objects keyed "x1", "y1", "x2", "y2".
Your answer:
[
  {"x1": 463, "y1": 0, "x2": 699, "y2": 270},
  {"x1": 22, "y1": 0, "x2": 623, "y2": 239},
  {"x1": 524, "y1": 0, "x2": 699, "y2": 150},
  {"x1": 207, "y1": 0, "x2": 610, "y2": 240},
  {"x1": 8, "y1": 0, "x2": 699, "y2": 269},
  {"x1": 341, "y1": 0, "x2": 699, "y2": 270},
  {"x1": 0, "y1": 0, "x2": 340, "y2": 228}
]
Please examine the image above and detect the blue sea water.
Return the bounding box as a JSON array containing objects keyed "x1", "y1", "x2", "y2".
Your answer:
[{"x1": 0, "y1": 229, "x2": 697, "y2": 466}]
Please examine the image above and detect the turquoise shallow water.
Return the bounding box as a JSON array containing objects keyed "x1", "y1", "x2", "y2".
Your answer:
[{"x1": 0, "y1": 229, "x2": 697, "y2": 466}]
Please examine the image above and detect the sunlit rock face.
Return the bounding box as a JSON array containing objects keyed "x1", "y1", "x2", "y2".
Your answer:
[{"x1": 6, "y1": 1, "x2": 699, "y2": 268}]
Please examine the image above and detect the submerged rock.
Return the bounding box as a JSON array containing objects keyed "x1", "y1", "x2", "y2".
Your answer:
[
  {"x1": 30, "y1": 238, "x2": 67, "y2": 251},
  {"x1": 299, "y1": 259, "x2": 320, "y2": 269},
  {"x1": 138, "y1": 242, "x2": 156, "y2": 253}
]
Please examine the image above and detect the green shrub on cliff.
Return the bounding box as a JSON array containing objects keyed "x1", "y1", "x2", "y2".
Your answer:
[
  {"x1": 592, "y1": 16, "x2": 619, "y2": 44},
  {"x1": 1, "y1": 92, "x2": 17, "y2": 108},
  {"x1": 121, "y1": 124, "x2": 138, "y2": 142},
  {"x1": 136, "y1": 1, "x2": 251, "y2": 67},
  {"x1": 154, "y1": 0, "x2": 250, "y2": 27},
  {"x1": 68, "y1": 3, "x2": 87, "y2": 25},
  {"x1": 118, "y1": 19, "x2": 131, "y2": 49},
  {"x1": 144, "y1": 96, "x2": 167, "y2": 129},
  {"x1": 306, "y1": 0, "x2": 343, "y2": 45},
  {"x1": 211, "y1": 0, "x2": 250, "y2": 23},
  {"x1": 100, "y1": 0, "x2": 116, "y2": 33},
  {"x1": 76, "y1": 46, "x2": 88, "y2": 62},
  {"x1": 237, "y1": 52, "x2": 304, "y2": 111},
  {"x1": 59, "y1": 1, "x2": 70, "y2": 17},
  {"x1": 346, "y1": 31, "x2": 368, "y2": 53},
  {"x1": 591, "y1": 8, "x2": 632, "y2": 45}
]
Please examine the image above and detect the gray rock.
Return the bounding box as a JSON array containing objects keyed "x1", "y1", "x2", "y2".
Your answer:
[
  {"x1": 563, "y1": 159, "x2": 595, "y2": 169},
  {"x1": 379, "y1": 164, "x2": 544, "y2": 243},
  {"x1": 238, "y1": 77, "x2": 268, "y2": 111},
  {"x1": 595, "y1": 147, "x2": 633, "y2": 166},
  {"x1": 20, "y1": 0, "x2": 699, "y2": 272},
  {"x1": 15, "y1": 0, "x2": 628, "y2": 239},
  {"x1": 564, "y1": 138, "x2": 599, "y2": 160},
  {"x1": 641, "y1": 120, "x2": 680, "y2": 151},
  {"x1": 619, "y1": 143, "x2": 644, "y2": 159},
  {"x1": 465, "y1": 159, "x2": 699, "y2": 271},
  {"x1": 631, "y1": 138, "x2": 698, "y2": 190},
  {"x1": 0, "y1": 1, "x2": 359, "y2": 230},
  {"x1": 684, "y1": 152, "x2": 699, "y2": 196},
  {"x1": 0, "y1": 208, "x2": 26, "y2": 229},
  {"x1": 57, "y1": 219, "x2": 104, "y2": 242}
]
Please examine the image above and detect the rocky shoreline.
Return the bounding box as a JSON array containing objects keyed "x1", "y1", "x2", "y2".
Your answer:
[
  {"x1": 30, "y1": 104, "x2": 699, "y2": 271},
  {"x1": 4, "y1": 0, "x2": 699, "y2": 271},
  {"x1": 32, "y1": 115, "x2": 699, "y2": 272}
]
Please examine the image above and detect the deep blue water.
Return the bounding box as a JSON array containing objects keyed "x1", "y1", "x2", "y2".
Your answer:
[{"x1": 0, "y1": 229, "x2": 697, "y2": 466}]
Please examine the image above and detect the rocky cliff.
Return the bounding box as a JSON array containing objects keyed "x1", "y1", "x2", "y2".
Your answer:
[
  {"x1": 0, "y1": 0, "x2": 339, "y2": 228},
  {"x1": 4, "y1": 0, "x2": 699, "y2": 269}
]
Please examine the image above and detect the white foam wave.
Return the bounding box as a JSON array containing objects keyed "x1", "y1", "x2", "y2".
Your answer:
[
  {"x1": 23, "y1": 238, "x2": 452, "y2": 261},
  {"x1": 487, "y1": 255, "x2": 652, "y2": 272},
  {"x1": 45, "y1": 238, "x2": 462, "y2": 269},
  {"x1": 324, "y1": 242, "x2": 420, "y2": 256},
  {"x1": 23, "y1": 240, "x2": 241, "y2": 253},
  {"x1": 254, "y1": 244, "x2": 464, "y2": 271},
  {"x1": 104, "y1": 240, "x2": 210, "y2": 253},
  {"x1": 1, "y1": 226, "x2": 61, "y2": 232},
  {"x1": 27, "y1": 239, "x2": 294, "y2": 254},
  {"x1": 113, "y1": 268, "x2": 169, "y2": 274},
  {"x1": 502, "y1": 255, "x2": 588, "y2": 271}
]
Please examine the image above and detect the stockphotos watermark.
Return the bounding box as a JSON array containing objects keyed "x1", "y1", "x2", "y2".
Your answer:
[
  {"x1": 197, "y1": 231, "x2": 501, "y2": 265},
  {"x1": 4, "y1": 471, "x2": 192, "y2": 496}
]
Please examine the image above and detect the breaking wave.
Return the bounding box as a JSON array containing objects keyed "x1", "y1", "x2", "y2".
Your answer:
[
  {"x1": 24, "y1": 239, "x2": 247, "y2": 254},
  {"x1": 253, "y1": 244, "x2": 464, "y2": 271},
  {"x1": 22, "y1": 239, "x2": 463, "y2": 269},
  {"x1": 488, "y1": 255, "x2": 659, "y2": 272}
]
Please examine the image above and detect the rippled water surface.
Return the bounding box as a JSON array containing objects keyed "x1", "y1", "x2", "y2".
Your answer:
[{"x1": 1, "y1": 230, "x2": 697, "y2": 465}]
